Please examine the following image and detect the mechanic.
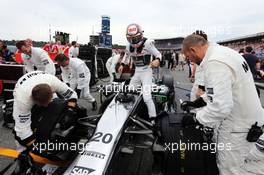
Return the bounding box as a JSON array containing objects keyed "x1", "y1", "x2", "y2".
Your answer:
[
  {"x1": 55, "y1": 54, "x2": 97, "y2": 111},
  {"x1": 190, "y1": 30, "x2": 208, "y2": 101},
  {"x1": 13, "y1": 71, "x2": 78, "y2": 153},
  {"x1": 181, "y1": 34, "x2": 264, "y2": 175},
  {"x1": 69, "y1": 41, "x2": 79, "y2": 58},
  {"x1": 16, "y1": 40, "x2": 56, "y2": 75},
  {"x1": 106, "y1": 51, "x2": 125, "y2": 82},
  {"x1": 118, "y1": 23, "x2": 162, "y2": 125}
]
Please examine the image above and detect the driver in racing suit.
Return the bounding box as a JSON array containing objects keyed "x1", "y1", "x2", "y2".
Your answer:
[
  {"x1": 182, "y1": 34, "x2": 264, "y2": 175},
  {"x1": 13, "y1": 71, "x2": 77, "y2": 153},
  {"x1": 118, "y1": 23, "x2": 162, "y2": 124}
]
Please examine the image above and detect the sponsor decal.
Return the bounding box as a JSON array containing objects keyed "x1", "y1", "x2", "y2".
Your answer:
[
  {"x1": 207, "y1": 95, "x2": 213, "y2": 103},
  {"x1": 206, "y1": 88, "x2": 214, "y2": 95},
  {"x1": 62, "y1": 89, "x2": 74, "y2": 98},
  {"x1": 19, "y1": 114, "x2": 30, "y2": 123},
  {"x1": 81, "y1": 151, "x2": 105, "y2": 159},
  {"x1": 42, "y1": 59, "x2": 50, "y2": 65},
  {"x1": 127, "y1": 25, "x2": 138, "y2": 35},
  {"x1": 256, "y1": 138, "x2": 264, "y2": 153},
  {"x1": 19, "y1": 72, "x2": 45, "y2": 85},
  {"x1": 70, "y1": 166, "x2": 95, "y2": 175},
  {"x1": 79, "y1": 73, "x2": 85, "y2": 78}
]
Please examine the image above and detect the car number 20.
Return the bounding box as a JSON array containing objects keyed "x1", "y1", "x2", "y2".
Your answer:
[{"x1": 90, "y1": 132, "x2": 113, "y2": 144}]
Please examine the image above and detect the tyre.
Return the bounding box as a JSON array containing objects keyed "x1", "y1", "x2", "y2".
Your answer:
[
  {"x1": 160, "y1": 113, "x2": 219, "y2": 175},
  {"x1": 162, "y1": 74, "x2": 174, "y2": 89}
]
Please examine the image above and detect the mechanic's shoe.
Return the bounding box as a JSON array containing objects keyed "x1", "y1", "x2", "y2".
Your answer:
[{"x1": 92, "y1": 101, "x2": 97, "y2": 111}]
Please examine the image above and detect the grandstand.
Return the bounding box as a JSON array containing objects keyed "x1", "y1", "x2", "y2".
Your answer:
[
  {"x1": 154, "y1": 37, "x2": 184, "y2": 52},
  {"x1": 218, "y1": 32, "x2": 264, "y2": 58}
]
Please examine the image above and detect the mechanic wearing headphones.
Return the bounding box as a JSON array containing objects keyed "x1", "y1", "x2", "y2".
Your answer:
[
  {"x1": 13, "y1": 71, "x2": 78, "y2": 153},
  {"x1": 55, "y1": 54, "x2": 97, "y2": 111},
  {"x1": 118, "y1": 23, "x2": 162, "y2": 125}
]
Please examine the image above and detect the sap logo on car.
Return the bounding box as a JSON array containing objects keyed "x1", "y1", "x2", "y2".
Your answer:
[
  {"x1": 70, "y1": 166, "x2": 95, "y2": 175},
  {"x1": 81, "y1": 151, "x2": 105, "y2": 159}
]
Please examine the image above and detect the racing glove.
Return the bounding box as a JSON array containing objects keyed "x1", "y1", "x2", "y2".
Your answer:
[
  {"x1": 182, "y1": 113, "x2": 198, "y2": 126},
  {"x1": 181, "y1": 97, "x2": 207, "y2": 112}
]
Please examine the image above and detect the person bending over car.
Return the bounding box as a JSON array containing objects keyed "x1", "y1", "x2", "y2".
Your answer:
[
  {"x1": 13, "y1": 71, "x2": 78, "y2": 153},
  {"x1": 55, "y1": 54, "x2": 97, "y2": 111}
]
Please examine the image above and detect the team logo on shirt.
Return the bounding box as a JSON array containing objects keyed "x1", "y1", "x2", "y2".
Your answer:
[
  {"x1": 42, "y1": 59, "x2": 50, "y2": 65},
  {"x1": 206, "y1": 88, "x2": 214, "y2": 95},
  {"x1": 62, "y1": 89, "x2": 74, "y2": 98},
  {"x1": 19, "y1": 114, "x2": 30, "y2": 123},
  {"x1": 79, "y1": 73, "x2": 85, "y2": 78},
  {"x1": 206, "y1": 88, "x2": 214, "y2": 103},
  {"x1": 256, "y1": 138, "x2": 264, "y2": 153}
]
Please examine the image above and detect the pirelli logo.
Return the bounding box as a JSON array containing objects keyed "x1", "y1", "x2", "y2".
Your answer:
[{"x1": 81, "y1": 151, "x2": 105, "y2": 159}]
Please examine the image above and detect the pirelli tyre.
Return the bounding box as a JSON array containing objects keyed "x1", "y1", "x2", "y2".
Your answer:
[
  {"x1": 160, "y1": 113, "x2": 219, "y2": 175},
  {"x1": 162, "y1": 74, "x2": 174, "y2": 89}
]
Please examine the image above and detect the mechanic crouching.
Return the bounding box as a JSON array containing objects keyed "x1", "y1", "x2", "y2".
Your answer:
[
  {"x1": 13, "y1": 71, "x2": 78, "y2": 154},
  {"x1": 181, "y1": 34, "x2": 264, "y2": 174},
  {"x1": 118, "y1": 23, "x2": 162, "y2": 126}
]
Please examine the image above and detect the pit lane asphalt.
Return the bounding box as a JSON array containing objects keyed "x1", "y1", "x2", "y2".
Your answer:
[{"x1": 1, "y1": 65, "x2": 264, "y2": 173}]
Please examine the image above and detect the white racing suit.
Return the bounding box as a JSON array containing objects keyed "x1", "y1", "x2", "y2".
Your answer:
[
  {"x1": 122, "y1": 38, "x2": 162, "y2": 118},
  {"x1": 106, "y1": 54, "x2": 121, "y2": 82},
  {"x1": 13, "y1": 71, "x2": 77, "y2": 152},
  {"x1": 190, "y1": 64, "x2": 204, "y2": 101},
  {"x1": 196, "y1": 45, "x2": 264, "y2": 175},
  {"x1": 22, "y1": 47, "x2": 56, "y2": 75},
  {"x1": 60, "y1": 57, "x2": 95, "y2": 103}
]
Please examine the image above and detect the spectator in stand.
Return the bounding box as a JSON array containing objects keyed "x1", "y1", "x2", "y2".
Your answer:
[
  {"x1": 69, "y1": 41, "x2": 79, "y2": 58},
  {"x1": 54, "y1": 41, "x2": 64, "y2": 54},
  {"x1": 2, "y1": 45, "x2": 15, "y2": 62},
  {"x1": 43, "y1": 41, "x2": 55, "y2": 53},
  {"x1": 0, "y1": 52, "x2": 3, "y2": 63},
  {"x1": 63, "y1": 43, "x2": 71, "y2": 57},
  {"x1": 243, "y1": 46, "x2": 263, "y2": 97},
  {"x1": 0, "y1": 41, "x2": 4, "y2": 53},
  {"x1": 243, "y1": 46, "x2": 261, "y2": 78},
  {"x1": 239, "y1": 48, "x2": 245, "y2": 55}
]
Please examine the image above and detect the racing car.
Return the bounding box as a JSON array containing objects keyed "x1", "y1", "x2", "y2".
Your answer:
[{"x1": 1, "y1": 74, "x2": 218, "y2": 175}]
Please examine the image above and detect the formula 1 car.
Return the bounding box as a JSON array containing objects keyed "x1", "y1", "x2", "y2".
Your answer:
[{"x1": 1, "y1": 74, "x2": 218, "y2": 175}]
